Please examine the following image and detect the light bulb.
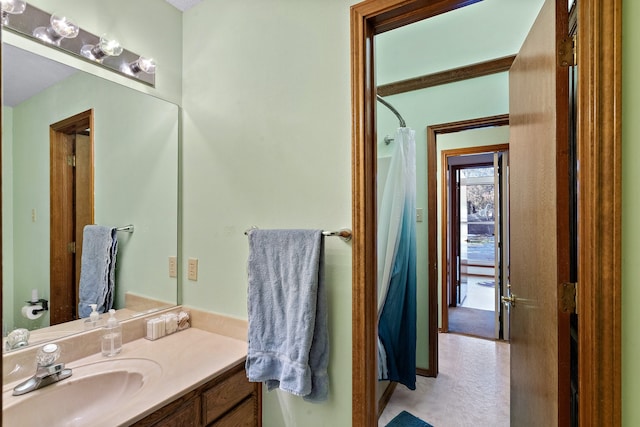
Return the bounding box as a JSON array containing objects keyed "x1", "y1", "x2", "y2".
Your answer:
[
  {"x1": 98, "y1": 34, "x2": 123, "y2": 56},
  {"x1": 50, "y1": 14, "x2": 79, "y2": 38},
  {"x1": 1, "y1": 0, "x2": 26, "y2": 14},
  {"x1": 124, "y1": 56, "x2": 157, "y2": 75},
  {"x1": 32, "y1": 13, "x2": 79, "y2": 45},
  {"x1": 81, "y1": 33, "x2": 123, "y2": 62}
]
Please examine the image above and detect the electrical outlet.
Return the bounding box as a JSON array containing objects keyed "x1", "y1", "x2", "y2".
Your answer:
[
  {"x1": 168, "y1": 256, "x2": 177, "y2": 278},
  {"x1": 188, "y1": 258, "x2": 198, "y2": 281}
]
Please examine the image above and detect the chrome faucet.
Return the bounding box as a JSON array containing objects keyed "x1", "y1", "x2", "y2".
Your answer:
[{"x1": 12, "y1": 343, "x2": 72, "y2": 396}]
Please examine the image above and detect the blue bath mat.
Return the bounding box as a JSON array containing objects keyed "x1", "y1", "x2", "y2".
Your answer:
[{"x1": 385, "y1": 411, "x2": 434, "y2": 427}]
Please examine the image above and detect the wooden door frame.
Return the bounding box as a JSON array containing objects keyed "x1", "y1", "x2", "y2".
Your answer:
[
  {"x1": 436, "y1": 139, "x2": 509, "y2": 336},
  {"x1": 350, "y1": 0, "x2": 621, "y2": 425}
]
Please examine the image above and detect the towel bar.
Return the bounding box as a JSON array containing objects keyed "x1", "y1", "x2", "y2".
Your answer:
[
  {"x1": 116, "y1": 225, "x2": 134, "y2": 233},
  {"x1": 322, "y1": 229, "x2": 352, "y2": 242},
  {"x1": 244, "y1": 227, "x2": 352, "y2": 242}
]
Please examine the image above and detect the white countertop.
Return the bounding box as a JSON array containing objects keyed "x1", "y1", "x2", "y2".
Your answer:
[{"x1": 2, "y1": 328, "x2": 248, "y2": 426}]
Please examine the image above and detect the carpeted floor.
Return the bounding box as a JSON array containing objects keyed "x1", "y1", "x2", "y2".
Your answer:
[{"x1": 448, "y1": 306, "x2": 495, "y2": 339}]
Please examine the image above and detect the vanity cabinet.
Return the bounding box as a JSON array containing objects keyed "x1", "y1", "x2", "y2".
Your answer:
[{"x1": 132, "y1": 360, "x2": 261, "y2": 427}]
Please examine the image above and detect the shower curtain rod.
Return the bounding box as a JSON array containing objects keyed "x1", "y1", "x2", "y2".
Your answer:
[{"x1": 376, "y1": 94, "x2": 406, "y2": 128}]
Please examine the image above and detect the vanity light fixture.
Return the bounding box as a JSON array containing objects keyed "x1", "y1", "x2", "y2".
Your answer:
[
  {"x1": 123, "y1": 56, "x2": 157, "y2": 76},
  {"x1": 1, "y1": 1, "x2": 156, "y2": 86},
  {"x1": 0, "y1": 0, "x2": 26, "y2": 25},
  {"x1": 32, "y1": 13, "x2": 79, "y2": 46},
  {"x1": 81, "y1": 33, "x2": 123, "y2": 62}
]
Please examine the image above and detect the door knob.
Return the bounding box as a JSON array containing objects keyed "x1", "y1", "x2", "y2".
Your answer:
[{"x1": 501, "y1": 294, "x2": 517, "y2": 308}]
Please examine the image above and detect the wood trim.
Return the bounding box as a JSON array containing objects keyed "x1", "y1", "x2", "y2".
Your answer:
[
  {"x1": 552, "y1": 1, "x2": 572, "y2": 423},
  {"x1": 350, "y1": 4, "x2": 378, "y2": 426},
  {"x1": 351, "y1": 2, "x2": 479, "y2": 424},
  {"x1": 51, "y1": 109, "x2": 93, "y2": 134},
  {"x1": 577, "y1": 0, "x2": 622, "y2": 424},
  {"x1": 1, "y1": 42, "x2": 3, "y2": 332},
  {"x1": 416, "y1": 367, "x2": 430, "y2": 377},
  {"x1": 439, "y1": 144, "x2": 510, "y2": 157},
  {"x1": 368, "y1": 0, "x2": 482, "y2": 35},
  {"x1": 377, "y1": 382, "x2": 398, "y2": 418},
  {"x1": 378, "y1": 55, "x2": 516, "y2": 97}
]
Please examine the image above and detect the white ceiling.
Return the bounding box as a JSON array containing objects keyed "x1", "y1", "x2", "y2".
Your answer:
[{"x1": 164, "y1": 0, "x2": 203, "y2": 12}]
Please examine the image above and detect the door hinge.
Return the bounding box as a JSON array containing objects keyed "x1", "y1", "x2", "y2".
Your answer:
[
  {"x1": 559, "y1": 281, "x2": 577, "y2": 314},
  {"x1": 67, "y1": 155, "x2": 76, "y2": 167},
  {"x1": 558, "y1": 35, "x2": 577, "y2": 67},
  {"x1": 68, "y1": 241, "x2": 76, "y2": 253}
]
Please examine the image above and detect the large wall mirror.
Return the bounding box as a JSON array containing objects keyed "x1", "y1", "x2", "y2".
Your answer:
[{"x1": 2, "y1": 39, "x2": 179, "y2": 351}]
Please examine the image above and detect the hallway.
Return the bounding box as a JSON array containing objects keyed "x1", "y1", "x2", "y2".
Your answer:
[{"x1": 379, "y1": 333, "x2": 510, "y2": 427}]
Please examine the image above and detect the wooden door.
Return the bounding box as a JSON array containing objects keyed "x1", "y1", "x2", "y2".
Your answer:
[
  {"x1": 50, "y1": 132, "x2": 76, "y2": 324},
  {"x1": 50, "y1": 110, "x2": 93, "y2": 324},
  {"x1": 508, "y1": 0, "x2": 571, "y2": 425}
]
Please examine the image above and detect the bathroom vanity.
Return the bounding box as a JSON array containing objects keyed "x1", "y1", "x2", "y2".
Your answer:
[
  {"x1": 2, "y1": 322, "x2": 261, "y2": 426},
  {"x1": 133, "y1": 360, "x2": 259, "y2": 426}
]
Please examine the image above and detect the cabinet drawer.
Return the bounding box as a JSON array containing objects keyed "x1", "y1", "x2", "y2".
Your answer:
[
  {"x1": 211, "y1": 397, "x2": 256, "y2": 427},
  {"x1": 203, "y1": 367, "x2": 254, "y2": 424},
  {"x1": 156, "y1": 396, "x2": 201, "y2": 427},
  {"x1": 132, "y1": 394, "x2": 201, "y2": 427}
]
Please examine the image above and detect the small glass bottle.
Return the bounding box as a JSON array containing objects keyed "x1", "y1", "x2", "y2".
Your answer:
[{"x1": 101, "y1": 309, "x2": 122, "y2": 357}]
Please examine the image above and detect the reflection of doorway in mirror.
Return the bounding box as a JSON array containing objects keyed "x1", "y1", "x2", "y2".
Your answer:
[{"x1": 49, "y1": 109, "x2": 94, "y2": 325}]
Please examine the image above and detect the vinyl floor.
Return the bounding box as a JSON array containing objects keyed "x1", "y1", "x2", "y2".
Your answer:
[{"x1": 379, "y1": 333, "x2": 510, "y2": 427}]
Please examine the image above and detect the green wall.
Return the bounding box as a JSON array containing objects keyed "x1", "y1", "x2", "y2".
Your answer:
[
  {"x1": 181, "y1": 1, "x2": 353, "y2": 425},
  {"x1": 622, "y1": 0, "x2": 639, "y2": 424}
]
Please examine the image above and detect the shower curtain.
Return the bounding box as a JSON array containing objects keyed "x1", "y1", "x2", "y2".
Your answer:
[{"x1": 377, "y1": 127, "x2": 417, "y2": 390}]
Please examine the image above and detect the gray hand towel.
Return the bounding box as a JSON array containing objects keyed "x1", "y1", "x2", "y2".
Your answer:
[
  {"x1": 78, "y1": 225, "x2": 118, "y2": 318},
  {"x1": 246, "y1": 229, "x2": 329, "y2": 402}
]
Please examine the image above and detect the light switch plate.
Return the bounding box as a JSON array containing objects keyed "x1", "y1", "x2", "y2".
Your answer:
[
  {"x1": 188, "y1": 258, "x2": 198, "y2": 281},
  {"x1": 168, "y1": 256, "x2": 177, "y2": 278}
]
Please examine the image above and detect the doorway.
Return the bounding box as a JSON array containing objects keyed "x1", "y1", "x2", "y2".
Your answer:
[
  {"x1": 49, "y1": 109, "x2": 94, "y2": 325},
  {"x1": 350, "y1": 1, "x2": 622, "y2": 426},
  {"x1": 443, "y1": 148, "x2": 509, "y2": 341}
]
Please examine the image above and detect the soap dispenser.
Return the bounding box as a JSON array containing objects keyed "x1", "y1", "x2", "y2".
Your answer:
[
  {"x1": 84, "y1": 304, "x2": 101, "y2": 329},
  {"x1": 101, "y1": 309, "x2": 122, "y2": 357}
]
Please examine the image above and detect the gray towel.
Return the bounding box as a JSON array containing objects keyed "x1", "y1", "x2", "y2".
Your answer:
[
  {"x1": 78, "y1": 225, "x2": 118, "y2": 318},
  {"x1": 246, "y1": 229, "x2": 329, "y2": 402}
]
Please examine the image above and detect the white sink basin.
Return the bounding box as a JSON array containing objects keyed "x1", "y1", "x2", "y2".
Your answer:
[{"x1": 2, "y1": 358, "x2": 162, "y2": 426}]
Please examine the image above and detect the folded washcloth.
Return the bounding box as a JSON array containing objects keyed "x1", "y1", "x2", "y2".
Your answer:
[
  {"x1": 246, "y1": 229, "x2": 329, "y2": 402},
  {"x1": 78, "y1": 225, "x2": 118, "y2": 318}
]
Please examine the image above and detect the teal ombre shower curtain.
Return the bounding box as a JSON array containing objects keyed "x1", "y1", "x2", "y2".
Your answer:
[{"x1": 377, "y1": 127, "x2": 417, "y2": 390}]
